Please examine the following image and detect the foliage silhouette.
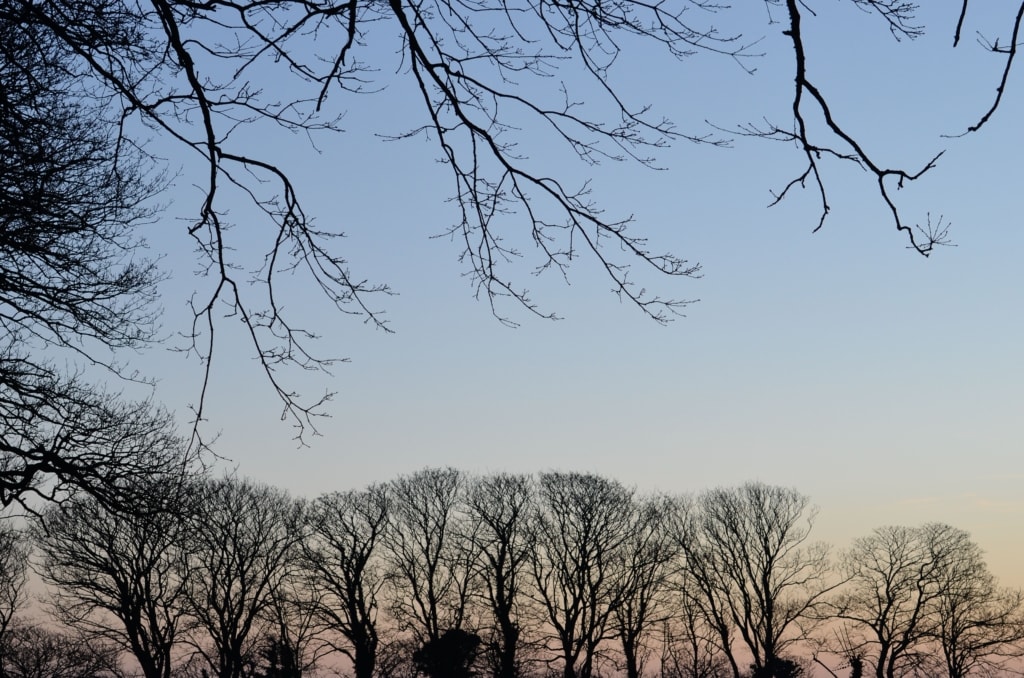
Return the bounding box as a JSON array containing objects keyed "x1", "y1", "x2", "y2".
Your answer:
[
  {"x1": 749, "y1": 657, "x2": 803, "y2": 678},
  {"x1": 413, "y1": 629, "x2": 483, "y2": 678}
]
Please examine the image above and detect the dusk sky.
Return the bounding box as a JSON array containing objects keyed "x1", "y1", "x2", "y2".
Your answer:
[{"x1": 133, "y1": 3, "x2": 1022, "y2": 583}]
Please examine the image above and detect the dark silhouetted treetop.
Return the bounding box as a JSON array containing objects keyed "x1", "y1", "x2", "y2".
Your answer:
[
  {"x1": 0, "y1": 368, "x2": 198, "y2": 512},
  {"x1": 181, "y1": 475, "x2": 305, "y2": 678},
  {"x1": 0, "y1": 5, "x2": 162, "y2": 363},
  {"x1": 0, "y1": 622, "x2": 125, "y2": 678},
  {"x1": 1, "y1": 3, "x2": 203, "y2": 510},
  {"x1": 413, "y1": 629, "x2": 483, "y2": 678},
  {"x1": 833, "y1": 523, "x2": 1024, "y2": 678}
]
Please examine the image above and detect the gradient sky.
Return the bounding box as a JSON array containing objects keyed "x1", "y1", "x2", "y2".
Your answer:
[{"x1": 129, "y1": 4, "x2": 1022, "y2": 584}]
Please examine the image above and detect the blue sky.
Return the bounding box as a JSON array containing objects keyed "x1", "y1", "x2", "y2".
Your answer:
[{"x1": 134, "y1": 3, "x2": 1022, "y2": 581}]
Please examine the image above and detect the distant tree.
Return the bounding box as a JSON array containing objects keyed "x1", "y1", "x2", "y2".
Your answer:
[
  {"x1": 530, "y1": 472, "x2": 635, "y2": 678},
  {"x1": 0, "y1": 523, "x2": 27, "y2": 635},
  {"x1": 834, "y1": 523, "x2": 978, "y2": 678},
  {"x1": 836, "y1": 522, "x2": 1024, "y2": 678},
  {"x1": 259, "y1": 569, "x2": 323, "y2": 678},
  {"x1": 248, "y1": 634, "x2": 303, "y2": 678},
  {"x1": 0, "y1": 522, "x2": 29, "y2": 677},
  {"x1": 413, "y1": 629, "x2": 482, "y2": 678},
  {"x1": 181, "y1": 476, "x2": 304, "y2": 678},
  {"x1": 612, "y1": 495, "x2": 680, "y2": 678},
  {"x1": 0, "y1": 622, "x2": 124, "y2": 678},
  {"x1": 658, "y1": 597, "x2": 732, "y2": 678},
  {"x1": 666, "y1": 504, "x2": 738, "y2": 678},
  {"x1": 300, "y1": 486, "x2": 391, "y2": 678},
  {"x1": 463, "y1": 474, "x2": 536, "y2": 678},
  {"x1": 30, "y1": 479, "x2": 194, "y2": 678},
  {"x1": 680, "y1": 484, "x2": 833, "y2": 678},
  {"x1": 376, "y1": 636, "x2": 422, "y2": 678},
  {"x1": 748, "y1": 657, "x2": 804, "y2": 678},
  {"x1": 933, "y1": 555, "x2": 1024, "y2": 678},
  {"x1": 384, "y1": 469, "x2": 474, "y2": 644}
]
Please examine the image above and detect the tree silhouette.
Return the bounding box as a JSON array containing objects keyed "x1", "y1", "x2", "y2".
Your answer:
[
  {"x1": 181, "y1": 476, "x2": 304, "y2": 678},
  {"x1": 835, "y1": 523, "x2": 1024, "y2": 678},
  {"x1": 750, "y1": 657, "x2": 803, "y2": 678},
  {"x1": 463, "y1": 474, "x2": 535, "y2": 678},
  {"x1": 300, "y1": 487, "x2": 390, "y2": 678},
  {"x1": 0, "y1": 623, "x2": 123, "y2": 678},
  {"x1": 613, "y1": 495, "x2": 679, "y2": 678},
  {"x1": 12, "y1": 470, "x2": 1024, "y2": 678},
  {"x1": 0, "y1": 522, "x2": 29, "y2": 676},
  {"x1": 384, "y1": 469, "x2": 473, "y2": 644},
  {"x1": 679, "y1": 484, "x2": 833, "y2": 678},
  {"x1": 250, "y1": 635, "x2": 303, "y2": 678},
  {"x1": 0, "y1": 384, "x2": 199, "y2": 512},
  {"x1": 530, "y1": 472, "x2": 635, "y2": 678},
  {"x1": 30, "y1": 479, "x2": 195, "y2": 678},
  {"x1": 5, "y1": 1, "x2": 1018, "y2": 438},
  {"x1": 413, "y1": 629, "x2": 483, "y2": 678},
  {"x1": 0, "y1": 4, "x2": 199, "y2": 511}
]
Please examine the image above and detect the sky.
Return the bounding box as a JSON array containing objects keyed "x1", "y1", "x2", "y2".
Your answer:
[{"x1": 126, "y1": 3, "x2": 1023, "y2": 584}]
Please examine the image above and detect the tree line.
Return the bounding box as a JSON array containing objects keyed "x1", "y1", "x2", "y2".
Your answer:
[{"x1": 1, "y1": 470, "x2": 1021, "y2": 678}]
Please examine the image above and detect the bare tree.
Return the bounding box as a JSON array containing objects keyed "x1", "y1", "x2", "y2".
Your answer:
[
  {"x1": 530, "y1": 472, "x2": 635, "y2": 678},
  {"x1": 383, "y1": 468, "x2": 475, "y2": 645},
  {"x1": 251, "y1": 578, "x2": 324, "y2": 678},
  {"x1": 0, "y1": 2, "x2": 200, "y2": 510},
  {"x1": 0, "y1": 622, "x2": 124, "y2": 678},
  {"x1": 181, "y1": 476, "x2": 304, "y2": 678},
  {"x1": 412, "y1": 628, "x2": 484, "y2": 678},
  {"x1": 836, "y1": 523, "x2": 1024, "y2": 678},
  {"x1": 669, "y1": 499, "x2": 740, "y2": 678},
  {"x1": 612, "y1": 495, "x2": 680, "y2": 678},
  {"x1": 834, "y1": 523, "x2": 966, "y2": 678},
  {"x1": 0, "y1": 1, "x2": 160, "y2": 370},
  {"x1": 657, "y1": 581, "x2": 732, "y2": 678},
  {"x1": 681, "y1": 484, "x2": 833, "y2": 678},
  {"x1": 376, "y1": 635, "x2": 422, "y2": 678},
  {"x1": 749, "y1": 0, "x2": 949, "y2": 254},
  {"x1": 5, "y1": 0, "x2": 722, "y2": 436},
  {"x1": 0, "y1": 366, "x2": 203, "y2": 514},
  {"x1": 301, "y1": 486, "x2": 391, "y2": 678},
  {"x1": 0, "y1": 2, "x2": 160, "y2": 357},
  {"x1": 933, "y1": 546, "x2": 1024, "y2": 678},
  {"x1": 3, "y1": 0, "x2": 1022, "y2": 444},
  {"x1": 463, "y1": 473, "x2": 536, "y2": 678},
  {"x1": 30, "y1": 479, "x2": 196, "y2": 678},
  {"x1": 0, "y1": 521, "x2": 29, "y2": 677},
  {"x1": 0, "y1": 523, "x2": 27, "y2": 628}
]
